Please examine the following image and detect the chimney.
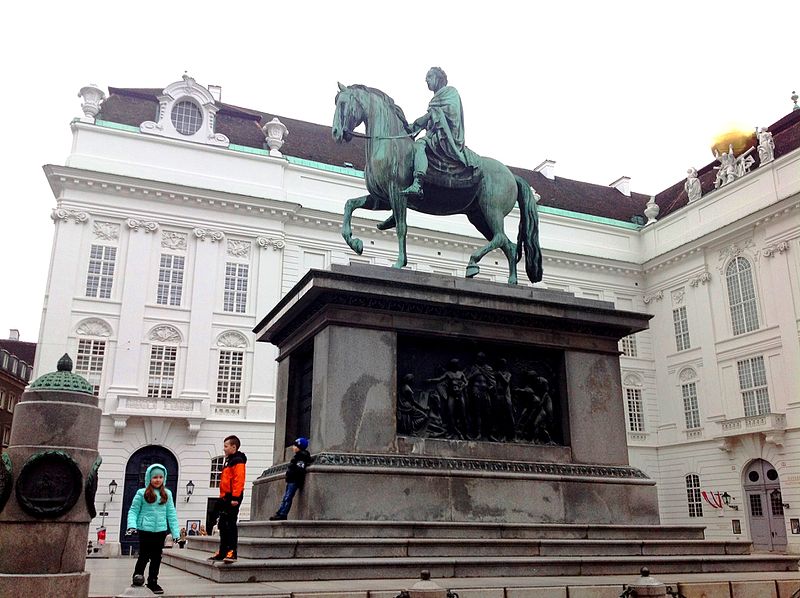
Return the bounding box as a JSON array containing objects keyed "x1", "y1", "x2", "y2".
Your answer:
[
  {"x1": 208, "y1": 85, "x2": 222, "y2": 103},
  {"x1": 534, "y1": 159, "x2": 556, "y2": 181},
  {"x1": 609, "y1": 176, "x2": 631, "y2": 197},
  {"x1": 9, "y1": 329, "x2": 20, "y2": 341}
]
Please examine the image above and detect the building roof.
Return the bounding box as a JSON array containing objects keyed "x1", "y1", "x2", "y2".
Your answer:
[
  {"x1": 98, "y1": 87, "x2": 800, "y2": 225},
  {"x1": 0, "y1": 339, "x2": 36, "y2": 366}
]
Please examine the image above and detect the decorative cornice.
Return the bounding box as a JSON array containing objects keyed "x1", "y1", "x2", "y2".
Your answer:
[
  {"x1": 194, "y1": 227, "x2": 224, "y2": 242},
  {"x1": 688, "y1": 271, "x2": 712, "y2": 287},
  {"x1": 217, "y1": 331, "x2": 248, "y2": 348},
  {"x1": 716, "y1": 239, "x2": 756, "y2": 273},
  {"x1": 51, "y1": 208, "x2": 89, "y2": 224},
  {"x1": 259, "y1": 452, "x2": 651, "y2": 481},
  {"x1": 93, "y1": 221, "x2": 119, "y2": 241},
  {"x1": 126, "y1": 218, "x2": 159, "y2": 233},
  {"x1": 257, "y1": 236, "x2": 286, "y2": 251},
  {"x1": 147, "y1": 325, "x2": 181, "y2": 343},
  {"x1": 76, "y1": 318, "x2": 112, "y2": 338},
  {"x1": 227, "y1": 239, "x2": 251, "y2": 258},
  {"x1": 762, "y1": 240, "x2": 790, "y2": 258},
  {"x1": 642, "y1": 290, "x2": 663, "y2": 304},
  {"x1": 161, "y1": 230, "x2": 187, "y2": 251}
]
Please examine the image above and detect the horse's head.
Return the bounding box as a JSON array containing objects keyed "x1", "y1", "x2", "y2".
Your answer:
[{"x1": 332, "y1": 82, "x2": 364, "y2": 144}]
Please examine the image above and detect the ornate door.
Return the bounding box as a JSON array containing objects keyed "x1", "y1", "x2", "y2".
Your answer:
[
  {"x1": 744, "y1": 459, "x2": 787, "y2": 552},
  {"x1": 119, "y1": 445, "x2": 179, "y2": 556}
]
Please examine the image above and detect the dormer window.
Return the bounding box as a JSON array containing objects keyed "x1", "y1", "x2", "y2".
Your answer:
[
  {"x1": 140, "y1": 73, "x2": 229, "y2": 147},
  {"x1": 172, "y1": 100, "x2": 203, "y2": 136}
]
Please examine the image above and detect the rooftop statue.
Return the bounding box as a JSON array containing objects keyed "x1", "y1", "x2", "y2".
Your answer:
[{"x1": 332, "y1": 68, "x2": 542, "y2": 284}]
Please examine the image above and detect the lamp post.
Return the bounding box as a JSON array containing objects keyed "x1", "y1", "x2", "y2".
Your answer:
[
  {"x1": 100, "y1": 480, "x2": 118, "y2": 528},
  {"x1": 185, "y1": 480, "x2": 195, "y2": 502},
  {"x1": 721, "y1": 492, "x2": 739, "y2": 511}
]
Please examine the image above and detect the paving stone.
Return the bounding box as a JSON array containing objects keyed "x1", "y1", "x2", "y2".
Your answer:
[
  {"x1": 731, "y1": 580, "x2": 777, "y2": 598},
  {"x1": 566, "y1": 586, "x2": 622, "y2": 598},
  {"x1": 777, "y1": 580, "x2": 800, "y2": 598},
  {"x1": 367, "y1": 592, "x2": 404, "y2": 598},
  {"x1": 676, "y1": 582, "x2": 731, "y2": 598},
  {"x1": 292, "y1": 593, "x2": 369, "y2": 598},
  {"x1": 506, "y1": 587, "x2": 568, "y2": 597}
]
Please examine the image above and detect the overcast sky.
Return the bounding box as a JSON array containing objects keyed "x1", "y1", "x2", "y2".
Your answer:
[{"x1": 1, "y1": 0, "x2": 796, "y2": 343}]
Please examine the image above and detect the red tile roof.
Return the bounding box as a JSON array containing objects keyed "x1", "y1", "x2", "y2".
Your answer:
[{"x1": 99, "y1": 88, "x2": 800, "y2": 225}]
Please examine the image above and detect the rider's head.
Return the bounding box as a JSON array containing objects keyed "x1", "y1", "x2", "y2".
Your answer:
[{"x1": 426, "y1": 67, "x2": 448, "y2": 91}]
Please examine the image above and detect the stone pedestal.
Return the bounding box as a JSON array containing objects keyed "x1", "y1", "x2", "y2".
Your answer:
[
  {"x1": 0, "y1": 357, "x2": 101, "y2": 598},
  {"x1": 252, "y1": 265, "x2": 658, "y2": 525}
]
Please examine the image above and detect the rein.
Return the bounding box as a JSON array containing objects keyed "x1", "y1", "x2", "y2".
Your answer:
[{"x1": 345, "y1": 129, "x2": 414, "y2": 141}]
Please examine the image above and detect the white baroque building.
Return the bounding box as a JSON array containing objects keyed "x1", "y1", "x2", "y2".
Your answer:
[{"x1": 37, "y1": 75, "x2": 800, "y2": 554}]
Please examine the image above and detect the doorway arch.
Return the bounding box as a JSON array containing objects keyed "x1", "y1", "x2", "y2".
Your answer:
[
  {"x1": 743, "y1": 459, "x2": 787, "y2": 552},
  {"x1": 119, "y1": 445, "x2": 179, "y2": 556}
]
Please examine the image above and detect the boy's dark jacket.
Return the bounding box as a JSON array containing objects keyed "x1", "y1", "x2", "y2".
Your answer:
[
  {"x1": 219, "y1": 451, "x2": 247, "y2": 503},
  {"x1": 286, "y1": 449, "x2": 312, "y2": 488}
]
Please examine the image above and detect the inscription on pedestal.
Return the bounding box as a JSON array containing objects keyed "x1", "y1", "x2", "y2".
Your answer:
[{"x1": 16, "y1": 451, "x2": 83, "y2": 518}]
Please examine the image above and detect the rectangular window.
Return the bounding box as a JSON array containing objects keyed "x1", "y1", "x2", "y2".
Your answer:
[
  {"x1": 156, "y1": 254, "x2": 185, "y2": 306},
  {"x1": 147, "y1": 345, "x2": 177, "y2": 398},
  {"x1": 209, "y1": 456, "x2": 224, "y2": 488},
  {"x1": 216, "y1": 350, "x2": 244, "y2": 404},
  {"x1": 223, "y1": 263, "x2": 249, "y2": 313},
  {"x1": 673, "y1": 306, "x2": 691, "y2": 351},
  {"x1": 75, "y1": 339, "x2": 106, "y2": 396},
  {"x1": 686, "y1": 474, "x2": 703, "y2": 518},
  {"x1": 85, "y1": 244, "x2": 117, "y2": 299},
  {"x1": 625, "y1": 387, "x2": 644, "y2": 432},
  {"x1": 7, "y1": 394, "x2": 15, "y2": 413},
  {"x1": 737, "y1": 356, "x2": 770, "y2": 417},
  {"x1": 0, "y1": 390, "x2": 5, "y2": 410},
  {"x1": 749, "y1": 494, "x2": 763, "y2": 517},
  {"x1": 620, "y1": 335, "x2": 638, "y2": 358},
  {"x1": 682, "y1": 382, "x2": 701, "y2": 429},
  {"x1": 2, "y1": 426, "x2": 10, "y2": 447}
]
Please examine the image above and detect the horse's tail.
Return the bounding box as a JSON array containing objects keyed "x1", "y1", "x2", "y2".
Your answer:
[{"x1": 515, "y1": 176, "x2": 543, "y2": 283}]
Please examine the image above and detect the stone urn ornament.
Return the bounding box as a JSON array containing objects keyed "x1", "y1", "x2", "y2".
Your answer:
[
  {"x1": 78, "y1": 84, "x2": 106, "y2": 123},
  {"x1": 263, "y1": 117, "x2": 289, "y2": 156}
]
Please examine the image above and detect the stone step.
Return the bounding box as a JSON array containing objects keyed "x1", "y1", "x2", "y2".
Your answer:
[
  {"x1": 186, "y1": 535, "x2": 751, "y2": 559},
  {"x1": 235, "y1": 520, "x2": 707, "y2": 540},
  {"x1": 163, "y1": 548, "x2": 799, "y2": 584}
]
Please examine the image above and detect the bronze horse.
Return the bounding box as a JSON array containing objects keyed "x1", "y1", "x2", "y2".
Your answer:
[{"x1": 332, "y1": 83, "x2": 542, "y2": 284}]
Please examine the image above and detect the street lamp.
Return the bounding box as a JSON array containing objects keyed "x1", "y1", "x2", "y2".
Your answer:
[
  {"x1": 721, "y1": 492, "x2": 739, "y2": 511},
  {"x1": 185, "y1": 480, "x2": 195, "y2": 502},
  {"x1": 108, "y1": 479, "x2": 118, "y2": 502}
]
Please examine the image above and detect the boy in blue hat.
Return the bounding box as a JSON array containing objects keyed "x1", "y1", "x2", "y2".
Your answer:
[{"x1": 270, "y1": 437, "x2": 312, "y2": 520}]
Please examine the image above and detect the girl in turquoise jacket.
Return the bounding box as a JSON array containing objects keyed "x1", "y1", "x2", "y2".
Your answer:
[{"x1": 126, "y1": 463, "x2": 180, "y2": 595}]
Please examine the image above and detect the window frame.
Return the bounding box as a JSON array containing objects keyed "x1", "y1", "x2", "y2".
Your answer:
[
  {"x1": 737, "y1": 355, "x2": 770, "y2": 417},
  {"x1": 75, "y1": 338, "x2": 107, "y2": 397},
  {"x1": 223, "y1": 262, "x2": 249, "y2": 314},
  {"x1": 216, "y1": 349, "x2": 244, "y2": 405},
  {"x1": 625, "y1": 386, "x2": 645, "y2": 433},
  {"x1": 725, "y1": 256, "x2": 759, "y2": 336},
  {"x1": 209, "y1": 455, "x2": 224, "y2": 488},
  {"x1": 681, "y1": 381, "x2": 701, "y2": 429},
  {"x1": 85, "y1": 243, "x2": 118, "y2": 300},
  {"x1": 672, "y1": 306, "x2": 691, "y2": 351},
  {"x1": 620, "y1": 335, "x2": 638, "y2": 358},
  {"x1": 686, "y1": 473, "x2": 704, "y2": 518},
  {"x1": 147, "y1": 344, "x2": 178, "y2": 399},
  {"x1": 156, "y1": 252, "x2": 186, "y2": 307}
]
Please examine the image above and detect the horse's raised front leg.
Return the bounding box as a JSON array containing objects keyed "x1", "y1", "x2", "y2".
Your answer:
[
  {"x1": 466, "y1": 233, "x2": 508, "y2": 279},
  {"x1": 342, "y1": 195, "x2": 371, "y2": 255},
  {"x1": 376, "y1": 214, "x2": 396, "y2": 231}
]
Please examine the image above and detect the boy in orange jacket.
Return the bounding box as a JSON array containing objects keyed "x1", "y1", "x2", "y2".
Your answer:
[{"x1": 209, "y1": 435, "x2": 247, "y2": 563}]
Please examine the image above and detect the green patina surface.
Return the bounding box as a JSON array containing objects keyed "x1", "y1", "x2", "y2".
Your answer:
[
  {"x1": 29, "y1": 354, "x2": 93, "y2": 394},
  {"x1": 93, "y1": 120, "x2": 638, "y2": 230}
]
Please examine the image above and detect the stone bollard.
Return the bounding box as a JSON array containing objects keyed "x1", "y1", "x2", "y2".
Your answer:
[
  {"x1": 622, "y1": 567, "x2": 668, "y2": 597},
  {"x1": 0, "y1": 355, "x2": 102, "y2": 598},
  {"x1": 116, "y1": 574, "x2": 153, "y2": 597},
  {"x1": 396, "y1": 570, "x2": 459, "y2": 598}
]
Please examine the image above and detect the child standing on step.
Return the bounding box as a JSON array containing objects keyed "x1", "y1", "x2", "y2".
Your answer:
[
  {"x1": 270, "y1": 437, "x2": 312, "y2": 521},
  {"x1": 126, "y1": 463, "x2": 181, "y2": 595},
  {"x1": 209, "y1": 435, "x2": 247, "y2": 563}
]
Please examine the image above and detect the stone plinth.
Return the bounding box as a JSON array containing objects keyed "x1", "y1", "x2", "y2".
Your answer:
[
  {"x1": 0, "y1": 358, "x2": 101, "y2": 598},
  {"x1": 252, "y1": 265, "x2": 657, "y2": 524}
]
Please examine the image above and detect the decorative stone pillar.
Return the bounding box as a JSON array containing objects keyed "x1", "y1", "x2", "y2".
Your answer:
[
  {"x1": 0, "y1": 355, "x2": 102, "y2": 598},
  {"x1": 78, "y1": 84, "x2": 106, "y2": 123}
]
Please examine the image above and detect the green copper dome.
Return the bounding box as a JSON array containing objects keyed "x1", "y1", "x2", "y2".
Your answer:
[{"x1": 29, "y1": 354, "x2": 94, "y2": 395}]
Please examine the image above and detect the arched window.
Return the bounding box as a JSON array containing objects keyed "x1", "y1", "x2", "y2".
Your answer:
[
  {"x1": 171, "y1": 100, "x2": 203, "y2": 135},
  {"x1": 686, "y1": 474, "x2": 703, "y2": 518},
  {"x1": 726, "y1": 257, "x2": 759, "y2": 335},
  {"x1": 209, "y1": 455, "x2": 224, "y2": 488},
  {"x1": 623, "y1": 374, "x2": 644, "y2": 433}
]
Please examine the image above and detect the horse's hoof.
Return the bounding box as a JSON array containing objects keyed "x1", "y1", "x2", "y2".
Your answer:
[
  {"x1": 508, "y1": 277, "x2": 518, "y2": 285},
  {"x1": 353, "y1": 239, "x2": 363, "y2": 255},
  {"x1": 465, "y1": 264, "x2": 480, "y2": 278}
]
